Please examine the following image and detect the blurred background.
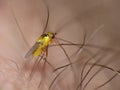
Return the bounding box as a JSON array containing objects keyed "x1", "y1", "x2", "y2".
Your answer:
[{"x1": 0, "y1": 0, "x2": 120, "y2": 90}]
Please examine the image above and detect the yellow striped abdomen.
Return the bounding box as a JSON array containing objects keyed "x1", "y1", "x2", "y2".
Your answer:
[{"x1": 32, "y1": 33, "x2": 52, "y2": 57}]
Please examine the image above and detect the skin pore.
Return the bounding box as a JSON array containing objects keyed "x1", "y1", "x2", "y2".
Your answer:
[{"x1": 0, "y1": 0, "x2": 120, "y2": 90}]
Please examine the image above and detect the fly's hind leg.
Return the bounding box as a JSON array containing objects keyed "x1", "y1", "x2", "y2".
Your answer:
[
  {"x1": 29, "y1": 54, "x2": 44, "y2": 81},
  {"x1": 38, "y1": 46, "x2": 55, "y2": 89}
]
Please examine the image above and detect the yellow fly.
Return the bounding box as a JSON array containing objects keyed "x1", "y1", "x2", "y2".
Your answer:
[
  {"x1": 23, "y1": 2, "x2": 80, "y2": 89},
  {"x1": 25, "y1": 32, "x2": 56, "y2": 58}
]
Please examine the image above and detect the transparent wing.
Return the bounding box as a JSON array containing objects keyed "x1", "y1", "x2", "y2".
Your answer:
[{"x1": 25, "y1": 42, "x2": 40, "y2": 58}]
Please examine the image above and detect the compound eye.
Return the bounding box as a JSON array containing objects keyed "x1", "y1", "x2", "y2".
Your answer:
[{"x1": 50, "y1": 33, "x2": 55, "y2": 39}]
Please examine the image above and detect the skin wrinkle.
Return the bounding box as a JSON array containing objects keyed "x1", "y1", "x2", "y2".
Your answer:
[{"x1": 0, "y1": 0, "x2": 120, "y2": 90}]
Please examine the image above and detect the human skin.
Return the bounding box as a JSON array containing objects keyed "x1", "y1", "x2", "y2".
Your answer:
[{"x1": 0, "y1": 0, "x2": 120, "y2": 90}]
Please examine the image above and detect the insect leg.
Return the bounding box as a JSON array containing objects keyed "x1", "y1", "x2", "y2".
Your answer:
[
  {"x1": 37, "y1": 46, "x2": 55, "y2": 89},
  {"x1": 37, "y1": 47, "x2": 49, "y2": 88},
  {"x1": 29, "y1": 54, "x2": 44, "y2": 80},
  {"x1": 42, "y1": 46, "x2": 55, "y2": 69}
]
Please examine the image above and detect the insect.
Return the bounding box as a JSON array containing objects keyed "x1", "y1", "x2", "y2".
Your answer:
[
  {"x1": 25, "y1": 32, "x2": 56, "y2": 58},
  {"x1": 23, "y1": 2, "x2": 79, "y2": 89}
]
